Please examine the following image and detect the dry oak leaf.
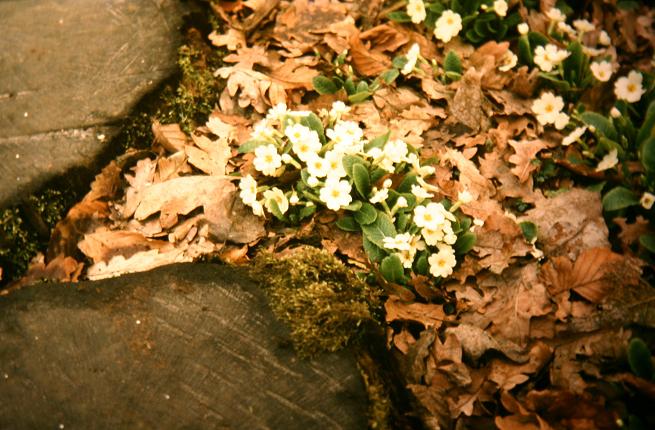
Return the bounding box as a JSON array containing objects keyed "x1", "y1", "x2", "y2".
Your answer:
[
  {"x1": 87, "y1": 247, "x2": 192, "y2": 281},
  {"x1": 488, "y1": 342, "x2": 553, "y2": 391},
  {"x1": 495, "y1": 391, "x2": 554, "y2": 430},
  {"x1": 445, "y1": 324, "x2": 529, "y2": 363},
  {"x1": 78, "y1": 230, "x2": 170, "y2": 265},
  {"x1": 14, "y1": 254, "x2": 83, "y2": 289},
  {"x1": 540, "y1": 247, "x2": 639, "y2": 303},
  {"x1": 384, "y1": 295, "x2": 451, "y2": 328},
  {"x1": 359, "y1": 23, "x2": 409, "y2": 52},
  {"x1": 520, "y1": 188, "x2": 609, "y2": 260},
  {"x1": 508, "y1": 139, "x2": 548, "y2": 183},
  {"x1": 208, "y1": 28, "x2": 246, "y2": 51},
  {"x1": 203, "y1": 185, "x2": 266, "y2": 244},
  {"x1": 152, "y1": 120, "x2": 188, "y2": 153},
  {"x1": 479, "y1": 150, "x2": 541, "y2": 203},
  {"x1": 614, "y1": 216, "x2": 651, "y2": 251},
  {"x1": 185, "y1": 134, "x2": 231, "y2": 176},
  {"x1": 349, "y1": 33, "x2": 391, "y2": 76},
  {"x1": 448, "y1": 68, "x2": 491, "y2": 132}
]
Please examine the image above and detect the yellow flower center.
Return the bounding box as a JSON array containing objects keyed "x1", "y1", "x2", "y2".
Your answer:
[
  {"x1": 447, "y1": 18, "x2": 454, "y2": 25},
  {"x1": 544, "y1": 104, "x2": 554, "y2": 113},
  {"x1": 331, "y1": 189, "x2": 341, "y2": 198},
  {"x1": 265, "y1": 155, "x2": 273, "y2": 163},
  {"x1": 628, "y1": 83, "x2": 636, "y2": 93}
]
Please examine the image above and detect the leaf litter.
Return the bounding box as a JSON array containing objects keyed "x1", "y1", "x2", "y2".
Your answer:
[{"x1": 9, "y1": 0, "x2": 655, "y2": 428}]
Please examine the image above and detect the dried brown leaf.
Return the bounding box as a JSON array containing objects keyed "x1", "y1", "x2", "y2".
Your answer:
[
  {"x1": 508, "y1": 139, "x2": 548, "y2": 183},
  {"x1": 152, "y1": 121, "x2": 188, "y2": 153}
]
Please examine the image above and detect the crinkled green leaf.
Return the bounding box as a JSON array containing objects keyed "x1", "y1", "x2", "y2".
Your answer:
[
  {"x1": 381, "y1": 254, "x2": 405, "y2": 284},
  {"x1": 454, "y1": 232, "x2": 476, "y2": 255},
  {"x1": 352, "y1": 163, "x2": 371, "y2": 198},
  {"x1": 361, "y1": 211, "x2": 397, "y2": 249},
  {"x1": 354, "y1": 202, "x2": 377, "y2": 225},
  {"x1": 336, "y1": 215, "x2": 360, "y2": 231},
  {"x1": 602, "y1": 186, "x2": 639, "y2": 211},
  {"x1": 312, "y1": 75, "x2": 339, "y2": 95}
]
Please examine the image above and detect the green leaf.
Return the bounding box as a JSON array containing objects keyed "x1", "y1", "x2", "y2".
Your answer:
[
  {"x1": 356, "y1": 81, "x2": 369, "y2": 93},
  {"x1": 427, "y1": 2, "x2": 445, "y2": 13},
  {"x1": 518, "y1": 35, "x2": 533, "y2": 65},
  {"x1": 370, "y1": 168, "x2": 387, "y2": 184},
  {"x1": 312, "y1": 76, "x2": 339, "y2": 95},
  {"x1": 300, "y1": 113, "x2": 326, "y2": 145},
  {"x1": 344, "y1": 78, "x2": 356, "y2": 95},
  {"x1": 336, "y1": 215, "x2": 360, "y2": 231},
  {"x1": 396, "y1": 212, "x2": 411, "y2": 232},
  {"x1": 519, "y1": 221, "x2": 538, "y2": 243},
  {"x1": 299, "y1": 204, "x2": 316, "y2": 220},
  {"x1": 387, "y1": 11, "x2": 412, "y2": 22},
  {"x1": 363, "y1": 236, "x2": 386, "y2": 263},
  {"x1": 381, "y1": 254, "x2": 405, "y2": 284},
  {"x1": 641, "y1": 136, "x2": 655, "y2": 172},
  {"x1": 528, "y1": 31, "x2": 549, "y2": 47},
  {"x1": 397, "y1": 173, "x2": 418, "y2": 193},
  {"x1": 628, "y1": 338, "x2": 654, "y2": 379},
  {"x1": 238, "y1": 139, "x2": 268, "y2": 154},
  {"x1": 636, "y1": 101, "x2": 655, "y2": 145},
  {"x1": 640, "y1": 233, "x2": 655, "y2": 253},
  {"x1": 267, "y1": 199, "x2": 286, "y2": 221},
  {"x1": 454, "y1": 232, "x2": 476, "y2": 255},
  {"x1": 581, "y1": 112, "x2": 618, "y2": 141},
  {"x1": 361, "y1": 211, "x2": 397, "y2": 249},
  {"x1": 563, "y1": 41, "x2": 585, "y2": 85},
  {"x1": 444, "y1": 71, "x2": 462, "y2": 82},
  {"x1": 392, "y1": 56, "x2": 408, "y2": 69},
  {"x1": 342, "y1": 154, "x2": 367, "y2": 178},
  {"x1": 352, "y1": 164, "x2": 371, "y2": 198},
  {"x1": 415, "y1": 253, "x2": 428, "y2": 276},
  {"x1": 354, "y1": 202, "x2": 377, "y2": 225},
  {"x1": 444, "y1": 50, "x2": 462, "y2": 74},
  {"x1": 343, "y1": 200, "x2": 363, "y2": 211},
  {"x1": 364, "y1": 131, "x2": 390, "y2": 152},
  {"x1": 348, "y1": 91, "x2": 373, "y2": 104},
  {"x1": 380, "y1": 68, "x2": 400, "y2": 84},
  {"x1": 602, "y1": 186, "x2": 639, "y2": 211}
]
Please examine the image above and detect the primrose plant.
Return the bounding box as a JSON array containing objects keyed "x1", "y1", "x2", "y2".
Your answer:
[{"x1": 237, "y1": 102, "x2": 476, "y2": 285}]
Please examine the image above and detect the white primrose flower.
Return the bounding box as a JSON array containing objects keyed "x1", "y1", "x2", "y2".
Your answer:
[
  {"x1": 411, "y1": 184, "x2": 433, "y2": 200},
  {"x1": 499, "y1": 51, "x2": 518, "y2": 72},
  {"x1": 640, "y1": 192, "x2": 655, "y2": 210},
  {"x1": 599, "y1": 30, "x2": 611, "y2": 46},
  {"x1": 239, "y1": 175, "x2": 258, "y2": 205},
  {"x1": 307, "y1": 176, "x2": 320, "y2": 188},
  {"x1": 615, "y1": 71, "x2": 646, "y2": 103},
  {"x1": 458, "y1": 190, "x2": 473, "y2": 204},
  {"x1": 326, "y1": 120, "x2": 364, "y2": 154},
  {"x1": 545, "y1": 8, "x2": 566, "y2": 23},
  {"x1": 562, "y1": 126, "x2": 587, "y2": 146},
  {"x1": 399, "y1": 235, "x2": 427, "y2": 269},
  {"x1": 396, "y1": 196, "x2": 409, "y2": 209},
  {"x1": 595, "y1": 149, "x2": 619, "y2": 172},
  {"x1": 319, "y1": 177, "x2": 353, "y2": 211},
  {"x1": 434, "y1": 10, "x2": 462, "y2": 43},
  {"x1": 518, "y1": 23, "x2": 529, "y2": 35},
  {"x1": 253, "y1": 144, "x2": 282, "y2": 176},
  {"x1": 405, "y1": 153, "x2": 435, "y2": 177},
  {"x1": 266, "y1": 102, "x2": 289, "y2": 121},
  {"x1": 306, "y1": 154, "x2": 329, "y2": 178},
  {"x1": 281, "y1": 153, "x2": 294, "y2": 164},
  {"x1": 328, "y1": 101, "x2": 350, "y2": 122},
  {"x1": 582, "y1": 46, "x2": 605, "y2": 57},
  {"x1": 610, "y1": 107, "x2": 621, "y2": 118},
  {"x1": 573, "y1": 19, "x2": 595, "y2": 34},
  {"x1": 324, "y1": 150, "x2": 347, "y2": 179},
  {"x1": 590, "y1": 61, "x2": 613, "y2": 82},
  {"x1": 384, "y1": 139, "x2": 409, "y2": 164},
  {"x1": 413, "y1": 202, "x2": 453, "y2": 230},
  {"x1": 369, "y1": 186, "x2": 389, "y2": 204},
  {"x1": 401, "y1": 43, "x2": 421, "y2": 75},
  {"x1": 251, "y1": 200, "x2": 264, "y2": 217},
  {"x1": 406, "y1": 0, "x2": 426, "y2": 24},
  {"x1": 533, "y1": 44, "x2": 570, "y2": 72},
  {"x1": 263, "y1": 187, "x2": 289, "y2": 215},
  {"x1": 383, "y1": 233, "x2": 413, "y2": 251},
  {"x1": 289, "y1": 192, "x2": 300, "y2": 205},
  {"x1": 428, "y1": 244, "x2": 457, "y2": 278},
  {"x1": 557, "y1": 22, "x2": 576, "y2": 38},
  {"x1": 251, "y1": 120, "x2": 276, "y2": 141},
  {"x1": 493, "y1": 0, "x2": 508, "y2": 17},
  {"x1": 285, "y1": 124, "x2": 322, "y2": 162},
  {"x1": 532, "y1": 92, "x2": 569, "y2": 129}
]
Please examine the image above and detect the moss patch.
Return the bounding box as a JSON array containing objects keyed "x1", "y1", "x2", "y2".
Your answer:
[{"x1": 250, "y1": 246, "x2": 383, "y2": 357}]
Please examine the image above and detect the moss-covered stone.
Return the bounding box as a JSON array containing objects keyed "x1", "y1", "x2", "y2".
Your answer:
[{"x1": 251, "y1": 246, "x2": 383, "y2": 357}]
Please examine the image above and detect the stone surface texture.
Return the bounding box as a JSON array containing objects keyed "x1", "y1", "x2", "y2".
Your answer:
[
  {"x1": 0, "y1": 0, "x2": 189, "y2": 207},
  {"x1": 0, "y1": 264, "x2": 368, "y2": 429}
]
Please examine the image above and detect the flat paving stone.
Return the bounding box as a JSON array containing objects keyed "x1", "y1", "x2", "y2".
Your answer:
[
  {"x1": 0, "y1": 264, "x2": 368, "y2": 429},
  {"x1": 0, "y1": 0, "x2": 189, "y2": 207}
]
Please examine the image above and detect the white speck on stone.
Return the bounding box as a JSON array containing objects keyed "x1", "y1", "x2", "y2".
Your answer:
[
  {"x1": 15, "y1": 154, "x2": 19, "y2": 159},
  {"x1": 148, "y1": 80, "x2": 153, "y2": 85},
  {"x1": 141, "y1": 59, "x2": 145, "y2": 64},
  {"x1": 58, "y1": 19, "x2": 64, "y2": 24},
  {"x1": 23, "y1": 112, "x2": 28, "y2": 117},
  {"x1": 97, "y1": 134, "x2": 105, "y2": 141},
  {"x1": 164, "y1": 394, "x2": 170, "y2": 400},
  {"x1": 59, "y1": 424, "x2": 65, "y2": 429},
  {"x1": 3, "y1": 373, "x2": 8, "y2": 379},
  {"x1": 34, "y1": 336, "x2": 39, "y2": 340},
  {"x1": 136, "y1": 320, "x2": 141, "y2": 325},
  {"x1": 16, "y1": 177, "x2": 20, "y2": 182}
]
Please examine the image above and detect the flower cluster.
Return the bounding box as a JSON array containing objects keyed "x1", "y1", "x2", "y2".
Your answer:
[{"x1": 237, "y1": 102, "x2": 476, "y2": 283}]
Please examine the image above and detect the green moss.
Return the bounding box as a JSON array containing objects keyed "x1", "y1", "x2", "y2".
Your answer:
[
  {"x1": 357, "y1": 349, "x2": 393, "y2": 430},
  {"x1": 251, "y1": 246, "x2": 383, "y2": 357}
]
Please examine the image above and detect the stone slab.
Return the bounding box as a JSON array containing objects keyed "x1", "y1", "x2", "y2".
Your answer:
[
  {"x1": 0, "y1": 264, "x2": 368, "y2": 429},
  {"x1": 0, "y1": 0, "x2": 189, "y2": 207}
]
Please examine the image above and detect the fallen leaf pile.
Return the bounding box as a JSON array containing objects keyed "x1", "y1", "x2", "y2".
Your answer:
[{"x1": 12, "y1": 0, "x2": 655, "y2": 427}]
